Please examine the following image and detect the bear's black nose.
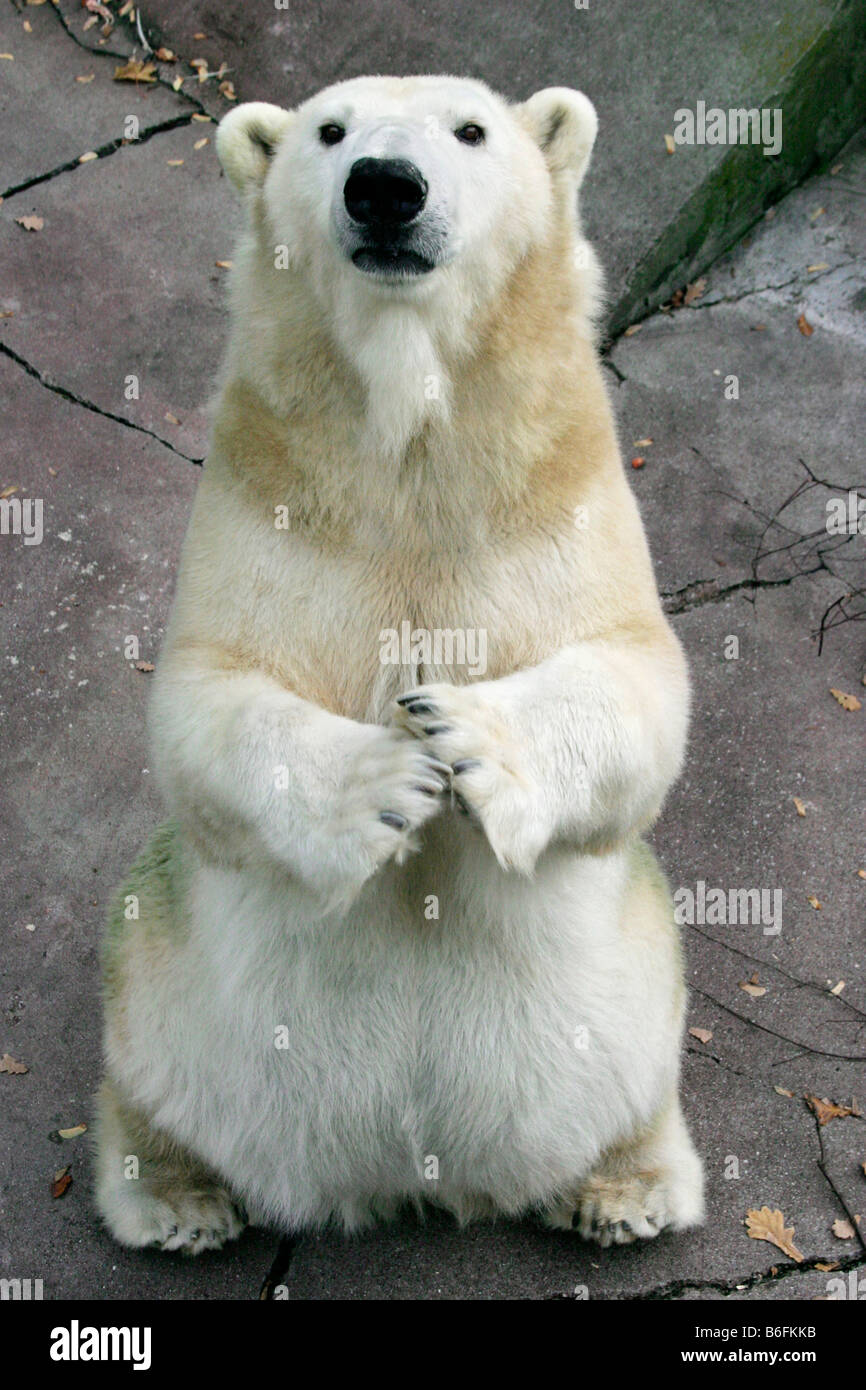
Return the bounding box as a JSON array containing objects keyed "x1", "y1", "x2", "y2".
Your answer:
[{"x1": 344, "y1": 158, "x2": 428, "y2": 225}]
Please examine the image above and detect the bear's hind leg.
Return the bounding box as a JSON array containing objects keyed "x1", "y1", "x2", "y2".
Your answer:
[
  {"x1": 544, "y1": 1091, "x2": 704, "y2": 1246},
  {"x1": 93, "y1": 1078, "x2": 247, "y2": 1255}
]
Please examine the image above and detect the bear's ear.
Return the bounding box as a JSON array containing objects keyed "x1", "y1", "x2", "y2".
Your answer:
[
  {"x1": 517, "y1": 87, "x2": 597, "y2": 186},
  {"x1": 216, "y1": 102, "x2": 295, "y2": 193}
]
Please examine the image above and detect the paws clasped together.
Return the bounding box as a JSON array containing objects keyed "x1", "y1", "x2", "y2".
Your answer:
[
  {"x1": 391, "y1": 683, "x2": 549, "y2": 874},
  {"x1": 325, "y1": 683, "x2": 549, "y2": 909}
]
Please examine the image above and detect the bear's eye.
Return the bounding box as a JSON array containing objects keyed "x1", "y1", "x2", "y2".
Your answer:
[
  {"x1": 318, "y1": 123, "x2": 345, "y2": 146},
  {"x1": 455, "y1": 123, "x2": 485, "y2": 146}
]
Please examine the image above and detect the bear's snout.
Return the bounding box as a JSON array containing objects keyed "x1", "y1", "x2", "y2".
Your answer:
[{"x1": 344, "y1": 157, "x2": 428, "y2": 226}]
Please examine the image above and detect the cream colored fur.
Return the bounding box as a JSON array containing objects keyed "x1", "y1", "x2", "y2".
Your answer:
[{"x1": 94, "y1": 76, "x2": 703, "y2": 1254}]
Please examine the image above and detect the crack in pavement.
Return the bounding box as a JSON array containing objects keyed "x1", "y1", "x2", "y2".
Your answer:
[
  {"x1": 600, "y1": 355, "x2": 626, "y2": 385},
  {"x1": 631, "y1": 1251, "x2": 866, "y2": 1302},
  {"x1": 690, "y1": 985, "x2": 866, "y2": 1063},
  {"x1": 809, "y1": 1109, "x2": 866, "y2": 1259},
  {"x1": 548, "y1": 1250, "x2": 865, "y2": 1300},
  {"x1": 42, "y1": 0, "x2": 215, "y2": 119},
  {"x1": 685, "y1": 260, "x2": 861, "y2": 310},
  {"x1": 685, "y1": 1045, "x2": 765, "y2": 1084},
  {"x1": 258, "y1": 1234, "x2": 302, "y2": 1300},
  {"x1": 0, "y1": 111, "x2": 197, "y2": 202},
  {"x1": 686, "y1": 922, "x2": 866, "y2": 1026},
  {"x1": 661, "y1": 567, "x2": 822, "y2": 615},
  {"x1": 0, "y1": 340, "x2": 204, "y2": 464},
  {"x1": 2, "y1": 0, "x2": 220, "y2": 203}
]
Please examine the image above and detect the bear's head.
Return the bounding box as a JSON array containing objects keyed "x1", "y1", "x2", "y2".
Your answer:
[
  {"x1": 215, "y1": 76, "x2": 601, "y2": 457},
  {"x1": 217, "y1": 76, "x2": 596, "y2": 294}
]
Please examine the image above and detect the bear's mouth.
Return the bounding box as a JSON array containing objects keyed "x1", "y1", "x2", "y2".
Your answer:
[{"x1": 351, "y1": 245, "x2": 436, "y2": 278}]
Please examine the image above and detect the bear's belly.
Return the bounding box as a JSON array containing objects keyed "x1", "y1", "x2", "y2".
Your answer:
[{"x1": 115, "y1": 834, "x2": 679, "y2": 1229}]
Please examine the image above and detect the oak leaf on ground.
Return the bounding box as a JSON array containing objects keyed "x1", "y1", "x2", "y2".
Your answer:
[
  {"x1": 745, "y1": 1207, "x2": 804, "y2": 1262},
  {"x1": 804, "y1": 1094, "x2": 861, "y2": 1126}
]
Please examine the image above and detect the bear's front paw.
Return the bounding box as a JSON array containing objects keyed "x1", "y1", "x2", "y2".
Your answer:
[
  {"x1": 327, "y1": 727, "x2": 450, "y2": 904},
  {"x1": 394, "y1": 684, "x2": 549, "y2": 874}
]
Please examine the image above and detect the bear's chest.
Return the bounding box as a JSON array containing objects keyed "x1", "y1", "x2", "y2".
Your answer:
[{"x1": 257, "y1": 526, "x2": 584, "y2": 719}]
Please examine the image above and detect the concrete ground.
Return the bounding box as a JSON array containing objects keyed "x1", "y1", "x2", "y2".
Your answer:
[{"x1": 1, "y1": 1, "x2": 864, "y2": 1300}]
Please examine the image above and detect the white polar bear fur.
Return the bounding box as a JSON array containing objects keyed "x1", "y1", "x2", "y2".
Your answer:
[{"x1": 94, "y1": 75, "x2": 703, "y2": 1252}]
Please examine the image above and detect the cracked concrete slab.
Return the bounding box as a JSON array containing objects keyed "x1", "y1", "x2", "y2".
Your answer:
[
  {"x1": 0, "y1": 120, "x2": 240, "y2": 461},
  {"x1": 50, "y1": 0, "x2": 230, "y2": 120},
  {"x1": 695, "y1": 127, "x2": 866, "y2": 348},
  {"x1": 0, "y1": 0, "x2": 191, "y2": 196},
  {"x1": 609, "y1": 131, "x2": 865, "y2": 598},
  {"x1": 654, "y1": 581, "x2": 865, "y2": 1085}
]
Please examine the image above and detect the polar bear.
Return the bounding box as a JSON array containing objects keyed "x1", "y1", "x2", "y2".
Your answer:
[{"x1": 94, "y1": 75, "x2": 704, "y2": 1257}]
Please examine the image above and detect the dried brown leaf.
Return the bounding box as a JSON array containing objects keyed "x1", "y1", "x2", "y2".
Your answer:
[
  {"x1": 57, "y1": 1124, "x2": 87, "y2": 1140},
  {"x1": 113, "y1": 60, "x2": 157, "y2": 84},
  {"x1": 0, "y1": 1053, "x2": 28, "y2": 1074},
  {"x1": 805, "y1": 1094, "x2": 861, "y2": 1126},
  {"x1": 830, "y1": 687, "x2": 861, "y2": 711},
  {"x1": 739, "y1": 975, "x2": 767, "y2": 998},
  {"x1": 683, "y1": 277, "x2": 707, "y2": 306},
  {"x1": 51, "y1": 1168, "x2": 72, "y2": 1199},
  {"x1": 688, "y1": 1027, "x2": 713, "y2": 1044},
  {"x1": 745, "y1": 1207, "x2": 804, "y2": 1262}
]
